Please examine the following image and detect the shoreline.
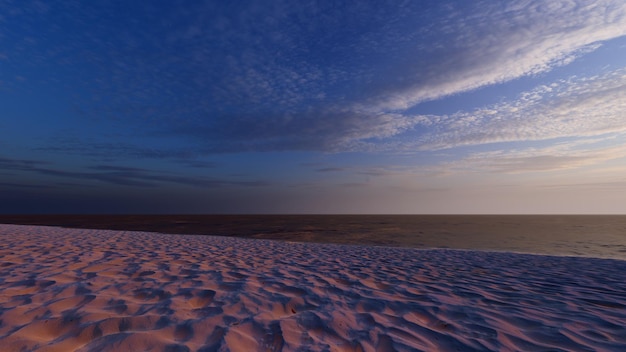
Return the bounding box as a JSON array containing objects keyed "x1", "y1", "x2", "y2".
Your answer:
[
  {"x1": 8, "y1": 222, "x2": 626, "y2": 263},
  {"x1": 1, "y1": 214, "x2": 626, "y2": 260}
]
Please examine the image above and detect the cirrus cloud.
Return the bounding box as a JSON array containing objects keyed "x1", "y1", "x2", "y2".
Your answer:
[{"x1": 411, "y1": 68, "x2": 626, "y2": 151}]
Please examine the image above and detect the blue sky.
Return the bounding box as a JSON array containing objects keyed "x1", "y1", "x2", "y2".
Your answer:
[{"x1": 2, "y1": 0, "x2": 626, "y2": 214}]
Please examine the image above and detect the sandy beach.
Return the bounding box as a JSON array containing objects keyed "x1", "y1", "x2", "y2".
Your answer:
[{"x1": 1, "y1": 224, "x2": 626, "y2": 351}]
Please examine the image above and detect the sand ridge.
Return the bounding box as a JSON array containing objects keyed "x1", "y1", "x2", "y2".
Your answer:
[{"x1": 1, "y1": 224, "x2": 625, "y2": 351}]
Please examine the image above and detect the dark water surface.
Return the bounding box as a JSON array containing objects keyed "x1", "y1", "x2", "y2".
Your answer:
[{"x1": 1, "y1": 215, "x2": 625, "y2": 260}]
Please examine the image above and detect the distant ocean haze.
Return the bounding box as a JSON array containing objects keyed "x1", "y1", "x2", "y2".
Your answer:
[{"x1": 1, "y1": 215, "x2": 625, "y2": 260}]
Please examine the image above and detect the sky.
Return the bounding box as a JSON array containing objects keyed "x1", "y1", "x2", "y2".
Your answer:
[{"x1": 1, "y1": 0, "x2": 626, "y2": 214}]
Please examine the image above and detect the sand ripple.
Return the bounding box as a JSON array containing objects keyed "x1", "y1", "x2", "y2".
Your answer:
[{"x1": 1, "y1": 224, "x2": 626, "y2": 351}]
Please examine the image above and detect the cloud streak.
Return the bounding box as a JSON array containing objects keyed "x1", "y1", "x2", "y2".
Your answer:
[
  {"x1": 62, "y1": 61, "x2": 626, "y2": 161},
  {"x1": 430, "y1": 140, "x2": 626, "y2": 175},
  {"x1": 181, "y1": 0, "x2": 626, "y2": 154},
  {"x1": 0, "y1": 156, "x2": 266, "y2": 189},
  {"x1": 171, "y1": 110, "x2": 422, "y2": 153},
  {"x1": 13, "y1": 0, "x2": 625, "y2": 157},
  {"x1": 411, "y1": 68, "x2": 626, "y2": 150},
  {"x1": 367, "y1": 1, "x2": 626, "y2": 111}
]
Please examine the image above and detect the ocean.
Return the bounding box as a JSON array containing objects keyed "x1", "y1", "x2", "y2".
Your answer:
[{"x1": 1, "y1": 214, "x2": 625, "y2": 260}]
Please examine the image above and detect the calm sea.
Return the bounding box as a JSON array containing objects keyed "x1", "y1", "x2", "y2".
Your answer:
[{"x1": 1, "y1": 215, "x2": 625, "y2": 260}]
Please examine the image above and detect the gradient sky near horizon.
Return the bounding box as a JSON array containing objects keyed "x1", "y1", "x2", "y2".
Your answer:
[{"x1": 2, "y1": 0, "x2": 626, "y2": 214}]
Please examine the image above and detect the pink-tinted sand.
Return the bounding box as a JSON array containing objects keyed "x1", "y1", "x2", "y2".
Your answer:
[{"x1": 1, "y1": 224, "x2": 625, "y2": 351}]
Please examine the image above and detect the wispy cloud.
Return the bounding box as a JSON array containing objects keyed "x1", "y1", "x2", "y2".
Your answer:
[
  {"x1": 172, "y1": 110, "x2": 422, "y2": 153},
  {"x1": 367, "y1": 1, "x2": 626, "y2": 111},
  {"x1": 412, "y1": 68, "x2": 626, "y2": 150},
  {"x1": 8, "y1": 1, "x2": 626, "y2": 159},
  {"x1": 0, "y1": 157, "x2": 49, "y2": 170},
  {"x1": 539, "y1": 180, "x2": 626, "y2": 190},
  {"x1": 315, "y1": 167, "x2": 346, "y2": 173},
  {"x1": 0, "y1": 156, "x2": 266, "y2": 189},
  {"x1": 0, "y1": 182, "x2": 54, "y2": 190},
  {"x1": 175, "y1": 0, "x2": 626, "y2": 154},
  {"x1": 432, "y1": 140, "x2": 626, "y2": 174},
  {"x1": 38, "y1": 138, "x2": 196, "y2": 160}
]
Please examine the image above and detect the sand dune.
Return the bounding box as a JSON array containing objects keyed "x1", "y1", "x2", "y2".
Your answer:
[{"x1": 1, "y1": 224, "x2": 625, "y2": 351}]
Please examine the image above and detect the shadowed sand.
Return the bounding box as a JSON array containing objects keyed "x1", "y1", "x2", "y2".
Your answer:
[{"x1": 1, "y1": 224, "x2": 626, "y2": 351}]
